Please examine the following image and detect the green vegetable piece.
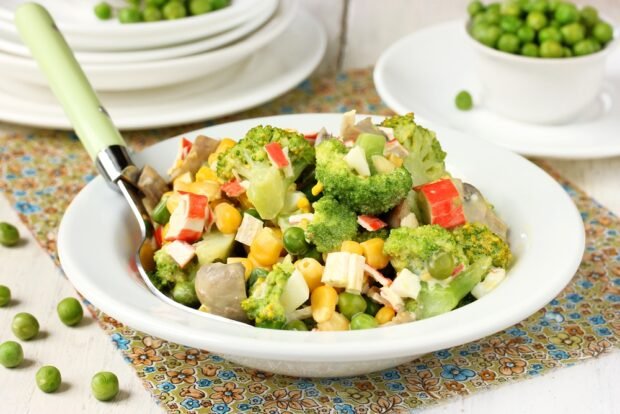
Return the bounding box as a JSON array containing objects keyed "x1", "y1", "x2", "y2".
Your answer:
[
  {"x1": 560, "y1": 23, "x2": 585, "y2": 45},
  {"x1": 500, "y1": 15, "x2": 522, "y2": 33},
  {"x1": 283, "y1": 227, "x2": 310, "y2": 255},
  {"x1": 526, "y1": 11, "x2": 547, "y2": 31},
  {"x1": 303, "y1": 248, "x2": 323, "y2": 262},
  {"x1": 248, "y1": 167, "x2": 286, "y2": 220},
  {"x1": 467, "y1": 1, "x2": 484, "y2": 17},
  {"x1": 338, "y1": 292, "x2": 367, "y2": 320},
  {"x1": 163, "y1": 1, "x2": 187, "y2": 19},
  {"x1": 0, "y1": 341, "x2": 23, "y2": 368},
  {"x1": 580, "y1": 6, "x2": 599, "y2": 27},
  {"x1": 428, "y1": 252, "x2": 456, "y2": 280},
  {"x1": 573, "y1": 38, "x2": 601, "y2": 56},
  {"x1": 453, "y1": 223, "x2": 513, "y2": 268},
  {"x1": 194, "y1": 231, "x2": 235, "y2": 265},
  {"x1": 521, "y1": 42, "x2": 539, "y2": 57},
  {"x1": 151, "y1": 197, "x2": 171, "y2": 225},
  {"x1": 539, "y1": 40, "x2": 564, "y2": 57},
  {"x1": 538, "y1": 26, "x2": 563, "y2": 44},
  {"x1": 94, "y1": 2, "x2": 112, "y2": 20},
  {"x1": 455, "y1": 90, "x2": 473, "y2": 111},
  {"x1": 593, "y1": 22, "x2": 613, "y2": 45},
  {"x1": 350, "y1": 312, "x2": 378, "y2": 330},
  {"x1": 356, "y1": 133, "x2": 386, "y2": 164},
  {"x1": 91, "y1": 371, "x2": 119, "y2": 401},
  {"x1": 0, "y1": 222, "x2": 20, "y2": 247},
  {"x1": 247, "y1": 268, "x2": 269, "y2": 290},
  {"x1": 498, "y1": 33, "x2": 521, "y2": 53},
  {"x1": 0, "y1": 285, "x2": 10, "y2": 307},
  {"x1": 12, "y1": 312, "x2": 39, "y2": 340},
  {"x1": 472, "y1": 24, "x2": 503, "y2": 47},
  {"x1": 143, "y1": 5, "x2": 163, "y2": 22},
  {"x1": 118, "y1": 7, "x2": 141, "y2": 23},
  {"x1": 284, "y1": 320, "x2": 308, "y2": 331},
  {"x1": 554, "y1": 2, "x2": 579, "y2": 25},
  {"x1": 57, "y1": 297, "x2": 84, "y2": 326},
  {"x1": 500, "y1": 1, "x2": 521, "y2": 17},
  {"x1": 416, "y1": 257, "x2": 492, "y2": 320},
  {"x1": 244, "y1": 208, "x2": 261, "y2": 221},
  {"x1": 517, "y1": 25, "x2": 536, "y2": 43},
  {"x1": 190, "y1": 0, "x2": 213, "y2": 15},
  {"x1": 36, "y1": 366, "x2": 62, "y2": 393},
  {"x1": 484, "y1": 8, "x2": 501, "y2": 25},
  {"x1": 172, "y1": 280, "x2": 200, "y2": 307},
  {"x1": 305, "y1": 196, "x2": 358, "y2": 253},
  {"x1": 364, "y1": 296, "x2": 382, "y2": 316}
]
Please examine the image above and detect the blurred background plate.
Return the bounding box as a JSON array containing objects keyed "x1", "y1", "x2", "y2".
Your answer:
[
  {"x1": 0, "y1": 0, "x2": 277, "y2": 64},
  {"x1": 0, "y1": 0, "x2": 295, "y2": 91},
  {"x1": 374, "y1": 21, "x2": 620, "y2": 159},
  {"x1": 0, "y1": 0, "x2": 270, "y2": 51},
  {"x1": 0, "y1": 9, "x2": 326, "y2": 130}
]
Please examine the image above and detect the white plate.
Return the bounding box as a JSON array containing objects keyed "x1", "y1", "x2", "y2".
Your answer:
[
  {"x1": 374, "y1": 21, "x2": 620, "y2": 159},
  {"x1": 0, "y1": 0, "x2": 295, "y2": 91},
  {"x1": 57, "y1": 113, "x2": 584, "y2": 377},
  {"x1": 0, "y1": 0, "x2": 269, "y2": 51},
  {"x1": 0, "y1": 10, "x2": 326, "y2": 130},
  {"x1": 0, "y1": 1, "x2": 277, "y2": 64}
]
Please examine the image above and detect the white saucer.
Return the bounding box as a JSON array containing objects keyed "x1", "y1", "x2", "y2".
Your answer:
[
  {"x1": 0, "y1": 10, "x2": 326, "y2": 130},
  {"x1": 374, "y1": 21, "x2": 620, "y2": 159}
]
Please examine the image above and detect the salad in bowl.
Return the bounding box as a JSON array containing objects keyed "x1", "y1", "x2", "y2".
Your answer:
[{"x1": 139, "y1": 111, "x2": 513, "y2": 331}]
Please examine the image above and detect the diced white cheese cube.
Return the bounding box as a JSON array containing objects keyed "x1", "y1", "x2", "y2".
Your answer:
[
  {"x1": 345, "y1": 253, "x2": 366, "y2": 294},
  {"x1": 472, "y1": 268, "x2": 507, "y2": 299},
  {"x1": 390, "y1": 269, "x2": 421, "y2": 299},
  {"x1": 234, "y1": 213, "x2": 263, "y2": 246},
  {"x1": 163, "y1": 240, "x2": 196, "y2": 268},
  {"x1": 322, "y1": 252, "x2": 350, "y2": 287}
]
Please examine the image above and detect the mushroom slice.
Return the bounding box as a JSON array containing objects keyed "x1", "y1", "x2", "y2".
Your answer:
[
  {"x1": 169, "y1": 135, "x2": 220, "y2": 181},
  {"x1": 194, "y1": 263, "x2": 249, "y2": 323}
]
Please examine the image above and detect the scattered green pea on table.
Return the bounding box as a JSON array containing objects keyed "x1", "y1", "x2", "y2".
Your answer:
[
  {"x1": 455, "y1": 90, "x2": 474, "y2": 111},
  {"x1": 12, "y1": 312, "x2": 40, "y2": 341},
  {"x1": 0, "y1": 222, "x2": 20, "y2": 247},
  {"x1": 91, "y1": 371, "x2": 120, "y2": 401},
  {"x1": 57, "y1": 297, "x2": 84, "y2": 326},
  {"x1": 36, "y1": 366, "x2": 62, "y2": 393},
  {"x1": 0, "y1": 341, "x2": 23, "y2": 368},
  {"x1": 0, "y1": 285, "x2": 11, "y2": 307}
]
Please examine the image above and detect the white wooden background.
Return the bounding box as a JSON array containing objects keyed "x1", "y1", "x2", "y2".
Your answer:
[{"x1": 1, "y1": 1, "x2": 619, "y2": 413}]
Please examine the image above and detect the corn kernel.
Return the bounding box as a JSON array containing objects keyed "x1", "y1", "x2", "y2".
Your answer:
[
  {"x1": 216, "y1": 138, "x2": 236, "y2": 153},
  {"x1": 250, "y1": 228, "x2": 284, "y2": 266},
  {"x1": 195, "y1": 166, "x2": 219, "y2": 182},
  {"x1": 361, "y1": 238, "x2": 390, "y2": 269},
  {"x1": 311, "y1": 182, "x2": 324, "y2": 196},
  {"x1": 214, "y1": 202, "x2": 242, "y2": 234},
  {"x1": 340, "y1": 240, "x2": 364, "y2": 255},
  {"x1": 175, "y1": 181, "x2": 221, "y2": 200},
  {"x1": 317, "y1": 312, "x2": 350, "y2": 331},
  {"x1": 295, "y1": 258, "x2": 324, "y2": 292},
  {"x1": 388, "y1": 154, "x2": 403, "y2": 167},
  {"x1": 296, "y1": 197, "x2": 310, "y2": 211},
  {"x1": 172, "y1": 172, "x2": 192, "y2": 190},
  {"x1": 162, "y1": 223, "x2": 170, "y2": 240},
  {"x1": 207, "y1": 152, "x2": 219, "y2": 167},
  {"x1": 311, "y1": 285, "x2": 338, "y2": 323},
  {"x1": 375, "y1": 306, "x2": 396, "y2": 324}
]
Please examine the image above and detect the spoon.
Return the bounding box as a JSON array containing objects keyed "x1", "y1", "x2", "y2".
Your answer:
[{"x1": 14, "y1": 3, "x2": 194, "y2": 315}]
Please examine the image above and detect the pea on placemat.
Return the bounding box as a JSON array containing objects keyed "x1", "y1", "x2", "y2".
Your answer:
[{"x1": 0, "y1": 69, "x2": 618, "y2": 413}]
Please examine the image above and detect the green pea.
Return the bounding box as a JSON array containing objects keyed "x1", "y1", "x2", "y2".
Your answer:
[
  {"x1": 303, "y1": 248, "x2": 323, "y2": 262},
  {"x1": 0, "y1": 341, "x2": 23, "y2": 368},
  {"x1": 554, "y1": 2, "x2": 579, "y2": 25},
  {"x1": 593, "y1": 22, "x2": 613, "y2": 45},
  {"x1": 284, "y1": 320, "x2": 308, "y2": 331},
  {"x1": 364, "y1": 296, "x2": 382, "y2": 316},
  {"x1": 0, "y1": 285, "x2": 10, "y2": 307},
  {"x1": 338, "y1": 292, "x2": 367, "y2": 320},
  {"x1": 573, "y1": 38, "x2": 601, "y2": 56},
  {"x1": 472, "y1": 13, "x2": 487, "y2": 26},
  {"x1": 484, "y1": 9, "x2": 501, "y2": 25},
  {"x1": 526, "y1": 11, "x2": 547, "y2": 31},
  {"x1": 91, "y1": 371, "x2": 119, "y2": 401},
  {"x1": 57, "y1": 297, "x2": 84, "y2": 326},
  {"x1": 143, "y1": 5, "x2": 163, "y2": 22},
  {"x1": 455, "y1": 90, "x2": 473, "y2": 111},
  {"x1": 126, "y1": 0, "x2": 140, "y2": 6},
  {"x1": 172, "y1": 280, "x2": 199, "y2": 307},
  {"x1": 350, "y1": 313, "x2": 378, "y2": 330},
  {"x1": 500, "y1": 2, "x2": 521, "y2": 17},
  {"x1": 247, "y1": 268, "x2": 268, "y2": 290},
  {"x1": 146, "y1": 0, "x2": 168, "y2": 6},
  {"x1": 540, "y1": 40, "x2": 564, "y2": 57},
  {"x1": 94, "y1": 2, "x2": 112, "y2": 20},
  {"x1": 163, "y1": 1, "x2": 187, "y2": 19},
  {"x1": 580, "y1": 6, "x2": 599, "y2": 28},
  {"x1": 473, "y1": 24, "x2": 503, "y2": 47},
  {"x1": 428, "y1": 252, "x2": 455, "y2": 280},
  {"x1": 500, "y1": 15, "x2": 522, "y2": 33},
  {"x1": 517, "y1": 25, "x2": 535, "y2": 43},
  {"x1": 538, "y1": 26, "x2": 562, "y2": 43},
  {"x1": 210, "y1": 0, "x2": 231, "y2": 10},
  {"x1": 563, "y1": 47, "x2": 573, "y2": 57},
  {"x1": 527, "y1": 0, "x2": 548, "y2": 13},
  {"x1": 560, "y1": 23, "x2": 585, "y2": 46},
  {"x1": 118, "y1": 7, "x2": 141, "y2": 23},
  {"x1": 547, "y1": 0, "x2": 561, "y2": 12},
  {"x1": 12, "y1": 312, "x2": 39, "y2": 341},
  {"x1": 467, "y1": 1, "x2": 484, "y2": 17},
  {"x1": 190, "y1": 0, "x2": 213, "y2": 15},
  {"x1": 521, "y1": 42, "x2": 539, "y2": 57},
  {"x1": 0, "y1": 222, "x2": 20, "y2": 247},
  {"x1": 497, "y1": 33, "x2": 521, "y2": 53},
  {"x1": 486, "y1": 3, "x2": 501, "y2": 14},
  {"x1": 36, "y1": 366, "x2": 62, "y2": 393},
  {"x1": 283, "y1": 227, "x2": 309, "y2": 255}
]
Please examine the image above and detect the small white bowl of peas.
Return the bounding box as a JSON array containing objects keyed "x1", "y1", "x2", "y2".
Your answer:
[{"x1": 465, "y1": 0, "x2": 617, "y2": 125}]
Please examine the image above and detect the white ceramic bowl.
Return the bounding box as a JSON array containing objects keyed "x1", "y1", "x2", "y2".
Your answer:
[
  {"x1": 465, "y1": 22, "x2": 617, "y2": 124},
  {"x1": 57, "y1": 114, "x2": 585, "y2": 377}
]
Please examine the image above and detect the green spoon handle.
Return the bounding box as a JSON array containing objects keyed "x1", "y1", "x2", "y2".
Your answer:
[{"x1": 14, "y1": 3, "x2": 126, "y2": 160}]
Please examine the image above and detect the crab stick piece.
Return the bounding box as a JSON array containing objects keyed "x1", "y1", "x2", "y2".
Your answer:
[
  {"x1": 357, "y1": 215, "x2": 387, "y2": 232},
  {"x1": 416, "y1": 178, "x2": 466, "y2": 229},
  {"x1": 165, "y1": 193, "x2": 208, "y2": 243},
  {"x1": 221, "y1": 179, "x2": 246, "y2": 198}
]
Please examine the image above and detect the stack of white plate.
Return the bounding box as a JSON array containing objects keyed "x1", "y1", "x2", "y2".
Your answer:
[{"x1": 0, "y1": 0, "x2": 326, "y2": 129}]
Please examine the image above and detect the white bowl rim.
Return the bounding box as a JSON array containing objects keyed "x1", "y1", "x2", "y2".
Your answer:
[{"x1": 58, "y1": 113, "x2": 585, "y2": 362}]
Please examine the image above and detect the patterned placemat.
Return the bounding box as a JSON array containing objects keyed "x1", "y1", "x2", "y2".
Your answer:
[{"x1": 0, "y1": 68, "x2": 618, "y2": 413}]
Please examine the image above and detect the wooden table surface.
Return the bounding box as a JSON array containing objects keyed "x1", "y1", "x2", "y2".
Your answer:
[{"x1": 1, "y1": 1, "x2": 619, "y2": 413}]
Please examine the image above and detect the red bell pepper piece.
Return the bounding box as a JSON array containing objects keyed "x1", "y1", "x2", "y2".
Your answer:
[
  {"x1": 357, "y1": 215, "x2": 387, "y2": 231},
  {"x1": 416, "y1": 179, "x2": 466, "y2": 229},
  {"x1": 221, "y1": 179, "x2": 246, "y2": 197},
  {"x1": 154, "y1": 226, "x2": 163, "y2": 248},
  {"x1": 264, "y1": 142, "x2": 289, "y2": 168}
]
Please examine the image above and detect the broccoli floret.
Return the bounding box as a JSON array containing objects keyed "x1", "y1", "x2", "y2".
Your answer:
[
  {"x1": 453, "y1": 223, "x2": 513, "y2": 269},
  {"x1": 355, "y1": 228, "x2": 389, "y2": 243},
  {"x1": 241, "y1": 261, "x2": 294, "y2": 329},
  {"x1": 383, "y1": 225, "x2": 467, "y2": 273},
  {"x1": 315, "y1": 139, "x2": 412, "y2": 215},
  {"x1": 216, "y1": 125, "x2": 315, "y2": 181},
  {"x1": 153, "y1": 249, "x2": 198, "y2": 284},
  {"x1": 306, "y1": 196, "x2": 358, "y2": 253},
  {"x1": 381, "y1": 113, "x2": 447, "y2": 187}
]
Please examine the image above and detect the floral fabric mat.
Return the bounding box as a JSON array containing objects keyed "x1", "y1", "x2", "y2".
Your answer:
[{"x1": 0, "y1": 68, "x2": 618, "y2": 414}]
